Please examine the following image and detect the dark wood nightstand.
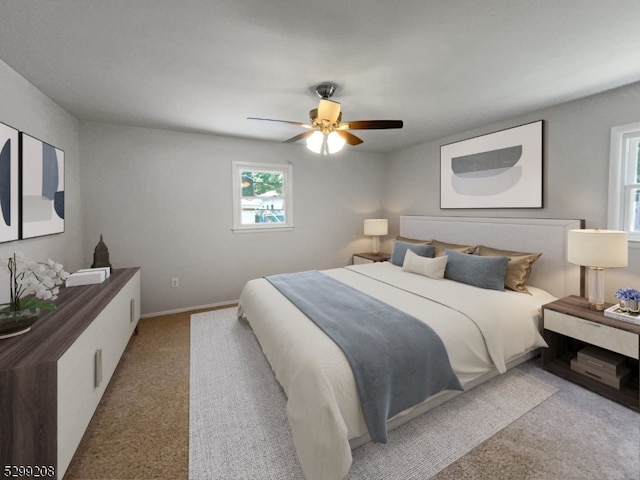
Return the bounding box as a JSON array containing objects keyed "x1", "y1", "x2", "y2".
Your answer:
[
  {"x1": 352, "y1": 252, "x2": 391, "y2": 265},
  {"x1": 541, "y1": 295, "x2": 640, "y2": 411}
]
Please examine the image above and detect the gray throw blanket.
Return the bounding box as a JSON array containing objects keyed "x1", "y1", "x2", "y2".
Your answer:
[{"x1": 265, "y1": 270, "x2": 463, "y2": 443}]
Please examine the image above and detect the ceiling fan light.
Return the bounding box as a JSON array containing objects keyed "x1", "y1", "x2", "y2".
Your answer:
[
  {"x1": 306, "y1": 131, "x2": 324, "y2": 154},
  {"x1": 317, "y1": 99, "x2": 341, "y2": 123},
  {"x1": 327, "y1": 131, "x2": 345, "y2": 154}
]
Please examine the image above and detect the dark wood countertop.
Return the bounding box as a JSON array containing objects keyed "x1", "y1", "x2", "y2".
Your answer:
[{"x1": 0, "y1": 267, "x2": 140, "y2": 369}]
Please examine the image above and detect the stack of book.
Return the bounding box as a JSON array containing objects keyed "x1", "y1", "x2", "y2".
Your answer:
[
  {"x1": 65, "y1": 267, "x2": 111, "y2": 287},
  {"x1": 570, "y1": 346, "x2": 631, "y2": 389},
  {"x1": 604, "y1": 304, "x2": 640, "y2": 326}
]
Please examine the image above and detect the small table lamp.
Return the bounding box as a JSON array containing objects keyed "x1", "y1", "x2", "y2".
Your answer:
[
  {"x1": 567, "y1": 229, "x2": 628, "y2": 310},
  {"x1": 364, "y1": 219, "x2": 388, "y2": 254}
]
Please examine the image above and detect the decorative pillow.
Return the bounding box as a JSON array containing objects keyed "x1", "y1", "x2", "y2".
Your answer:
[
  {"x1": 477, "y1": 245, "x2": 542, "y2": 294},
  {"x1": 444, "y1": 249, "x2": 509, "y2": 291},
  {"x1": 390, "y1": 241, "x2": 435, "y2": 266},
  {"x1": 395, "y1": 235, "x2": 432, "y2": 245},
  {"x1": 431, "y1": 239, "x2": 476, "y2": 257},
  {"x1": 402, "y1": 249, "x2": 448, "y2": 279}
]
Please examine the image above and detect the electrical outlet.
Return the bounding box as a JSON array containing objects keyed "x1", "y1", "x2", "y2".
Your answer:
[{"x1": 171, "y1": 277, "x2": 179, "y2": 288}]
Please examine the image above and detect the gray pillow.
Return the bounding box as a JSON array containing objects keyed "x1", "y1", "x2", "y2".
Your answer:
[
  {"x1": 390, "y1": 241, "x2": 434, "y2": 266},
  {"x1": 443, "y1": 249, "x2": 509, "y2": 291}
]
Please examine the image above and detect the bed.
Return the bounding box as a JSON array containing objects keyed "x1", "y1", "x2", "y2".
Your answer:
[{"x1": 237, "y1": 216, "x2": 583, "y2": 480}]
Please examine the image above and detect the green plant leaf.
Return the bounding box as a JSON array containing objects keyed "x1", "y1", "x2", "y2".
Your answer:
[{"x1": 17, "y1": 297, "x2": 56, "y2": 311}]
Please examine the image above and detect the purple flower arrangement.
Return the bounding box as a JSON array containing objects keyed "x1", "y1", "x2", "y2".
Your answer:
[
  {"x1": 615, "y1": 287, "x2": 640, "y2": 313},
  {"x1": 615, "y1": 288, "x2": 640, "y2": 301}
]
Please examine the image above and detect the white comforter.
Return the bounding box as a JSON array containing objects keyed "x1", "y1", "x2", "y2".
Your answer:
[{"x1": 238, "y1": 262, "x2": 554, "y2": 480}]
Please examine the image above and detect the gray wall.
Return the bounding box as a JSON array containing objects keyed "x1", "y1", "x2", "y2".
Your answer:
[
  {"x1": 79, "y1": 122, "x2": 386, "y2": 314},
  {"x1": 0, "y1": 60, "x2": 83, "y2": 304},
  {"x1": 3, "y1": 53, "x2": 640, "y2": 312},
  {"x1": 383, "y1": 81, "x2": 640, "y2": 303}
]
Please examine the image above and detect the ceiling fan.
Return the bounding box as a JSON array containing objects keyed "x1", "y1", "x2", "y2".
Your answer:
[{"x1": 247, "y1": 83, "x2": 404, "y2": 155}]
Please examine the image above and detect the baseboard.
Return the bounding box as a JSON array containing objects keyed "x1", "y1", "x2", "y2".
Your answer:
[{"x1": 141, "y1": 299, "x2": 238, "y2": 319}]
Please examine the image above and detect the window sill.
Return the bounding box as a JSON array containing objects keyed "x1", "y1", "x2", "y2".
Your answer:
[{"x1": 232, "y1": 226, "x2": 294, "y2": 234}]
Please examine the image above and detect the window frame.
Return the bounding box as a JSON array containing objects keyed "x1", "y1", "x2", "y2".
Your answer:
[
  {"x1": 231, "y1": 160, "x2": 294, "y2": 233},
  {"x1": 608, "y1": 121, "x2": 640, "y2": 243}
]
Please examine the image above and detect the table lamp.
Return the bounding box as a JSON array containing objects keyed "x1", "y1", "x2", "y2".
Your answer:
[
  {"x1": 567, "y1": 229, "x2": 628, "y2": 310},
  {"x1": 364, "y1": 219, "x2": 388, "y2": 254}
]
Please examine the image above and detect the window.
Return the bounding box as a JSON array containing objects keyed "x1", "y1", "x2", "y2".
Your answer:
[
  {"x1": 608, "y1": 122, "x2": 640, "y2": 242},
  {"x1": 232, "y1": 161, "x2": 293, "y2": 232}
]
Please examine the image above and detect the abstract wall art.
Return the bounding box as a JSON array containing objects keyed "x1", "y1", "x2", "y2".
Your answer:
[
  {"x1": 440, "y1": 120, "x2": 543, "y2": 209},
  {"x1": 0, "y1": 122, "x2": 20, "y2": 243},
  {"x1": 20, "y1": 132, "x2": 65, "y2": 239}
]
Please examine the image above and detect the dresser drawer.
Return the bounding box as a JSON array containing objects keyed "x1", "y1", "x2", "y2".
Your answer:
[
  {"x1": 544, "y1": 309, "x2": 639, "y2": 359},
  {"x1": 57, "y1": 314, "x2": 103, "y2": 477}
]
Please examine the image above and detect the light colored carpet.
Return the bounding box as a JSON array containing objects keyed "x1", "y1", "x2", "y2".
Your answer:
[
  {"x1": 189, "y1": 308, "x2": 558, "y2": 480},
  {"x1": 63, "y1": 306, "x2": 638, "y2": 480}
]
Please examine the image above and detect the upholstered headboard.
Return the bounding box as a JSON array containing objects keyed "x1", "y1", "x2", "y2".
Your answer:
[{"x1": 399, "y1": 216, "x2": 584, "y2": 298}]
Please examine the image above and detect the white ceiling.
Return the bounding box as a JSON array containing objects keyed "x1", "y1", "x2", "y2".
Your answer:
[{"x1": 1, "y1": 0, "x2": 640, "y2": 153}]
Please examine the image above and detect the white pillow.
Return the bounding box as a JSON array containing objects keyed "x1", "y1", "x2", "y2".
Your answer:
[{"x1": 402, "y1": 249, "x2": 448, "y2": 279}]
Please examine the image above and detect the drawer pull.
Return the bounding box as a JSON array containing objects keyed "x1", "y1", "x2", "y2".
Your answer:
[
  {"x1": 583, "y1": 370, "x2": 602, "y2": 380},
  {"x1": 578, "y1": 319, "x2": 601, "y2": 328},
  {"x1": 586, "y1": 359, "x2": 605, "y2": 368},
  {"x1": 94, "y1": 349, "x2": 103, "y2": 388}
]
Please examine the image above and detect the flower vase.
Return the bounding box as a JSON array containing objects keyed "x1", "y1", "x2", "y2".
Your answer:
[
  {"x1": 625, "y1": 299, "x2": 640, "y2": 313},
  {"x1": 0, "y1": 307, "x2": 41, "y2": 339}
]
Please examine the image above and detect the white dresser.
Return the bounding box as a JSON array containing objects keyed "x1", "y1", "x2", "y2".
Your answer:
[{"x1": 0, "y1": 268, "x2": 141, "y2": 479}]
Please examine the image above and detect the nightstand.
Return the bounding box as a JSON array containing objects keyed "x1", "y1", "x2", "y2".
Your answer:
[
  {"x1": 541, "y1": 295, "x2": 640, "y2": 411},
  {"x1": 352, "y1": 252, "x2": 391, "y2": 265}
]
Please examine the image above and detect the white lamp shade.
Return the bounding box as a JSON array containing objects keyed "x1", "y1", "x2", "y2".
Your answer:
[
  {"x1": 317, "y1": 99, "x2": 341, "y2": 123},
  {"x1": 364, "y1": 219, "x2": 388, "y2": 236},
  {"x1": 306, "y1": 131, "x2": 345, "y2": 155},
  {"x1": 567, "y1": 229, "x2": 628, "y2": 268},
  {"x1": 326, "y1": 131, "x2": 345, "y2": 154},
  {"x1": 306, "y1": 131, "x2": 324, "y2": 154}
]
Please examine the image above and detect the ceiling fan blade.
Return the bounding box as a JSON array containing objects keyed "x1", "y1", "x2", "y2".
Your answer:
[
  {"x1": 247, "y1": 117, "x2": 312, "y2": 128},
  {"x1": 317, "y1": 99, "x2": 341, "y2": 123},
  {"x1": 283, "y1": 131, "x2": 314, "y2": 144},
  {"x1": 342, "y1": 120, "x2": 404, "y2": 130},
  {"x1": 336, "y1": 130, "x2": 363, "y2": 146}
]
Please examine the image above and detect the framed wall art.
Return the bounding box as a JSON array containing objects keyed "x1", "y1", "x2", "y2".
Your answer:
[
  {"x1": 0, "y1": 122, "x2": 20, "y2": 243},
  {"x1": 440, "y1": 120, "x2": 543, "y2": 209},
  {"x1": 20, "y1": 132, "x2": 65, "y2": 239}
]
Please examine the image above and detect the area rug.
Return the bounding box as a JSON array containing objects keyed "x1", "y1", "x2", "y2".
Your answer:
[{"x1": 189, "y1": 308, "x2": 558, "y2": 480}]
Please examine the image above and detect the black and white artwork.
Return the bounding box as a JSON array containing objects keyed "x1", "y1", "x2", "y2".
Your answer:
[
  {"x1": 440, "y1": 120, "x2": 543, "y2": 208},
  {"x1": 20, "y1": 132, "x2": 65, "y2": 238},
  {"x1": 0, "y1": 122, "x2": 19, "y2": 242}
]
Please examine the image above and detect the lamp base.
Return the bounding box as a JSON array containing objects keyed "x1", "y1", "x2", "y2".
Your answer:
[
  {"x1": 371, "y1": 236, "x2": 380, "y2": 254},
  {"x1": 587, "y1": 267, "x2": 605, "y2": 311}
]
